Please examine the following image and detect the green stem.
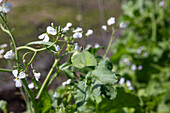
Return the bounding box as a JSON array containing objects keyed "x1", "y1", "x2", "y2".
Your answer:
[
  {"x1": 104, "y1": 26, "x2": 115, "y2": 58},
  {"x1": 27, "y1": 52, "x2": 37, "y2": 66},
  {"x1": 0, "y1": 15, "x2": 20, "y2": 64},
  {"x1": 0, "y1": 68, "x2": 12, "y2": 73},
  {"x1": 22, "y1": 79, "x2": 39, "y2": 113},
  {"x1": 36, "y1": 59, "x2": 59, "y2": 99}
]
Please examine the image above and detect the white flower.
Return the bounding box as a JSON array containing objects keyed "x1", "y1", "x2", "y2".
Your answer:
[
  {"x1": 54, "y1": 45, "x2": 60, "y2": 52},
  {"x1": 4, "y1": 50, "x2": 14, "y2": 59},
  {"x1": 75, "y1": 43, "x2": 79, "y2": 51},
  {"x1": 95, "y1": 43, "x2": 100, "y2": 48},
  {"x1": 102, "y1": 25, "x2": 107, "y2": 31},
  {"x1": 73, "y1": 27, "x2": 82, "y2": 33},
  {"x1": 13, "y1": 79, "x2": 22, "y2": 87},
  {"x1": 12, "y1": 70, "x2": 26, "y2": 79},
  {"x1": 38, "y1": 33, "x2": 49, "y2": 42},
  {"x1": 0, "y1": 49, "x2": 4, "y2": 55},
  {"x1": 18, "y1": 72, "x2": 26, "y2": 79},
  {"x1": 66, "y1": 22, "x2": 72, "y2": 28},
  {"x1": 62, "y1": 27, "x2": 69, "y2": 33},
  {"x1": 62, "y1": 81, "x2": 67, "y2": 86},
  {"x1": 0, "y1": 0, "x2": 2, "y2": 3},
  {"x1": 66, "y1": 79, "x2": 71, "y2": 84},
  {"x1": 28, "y1": 83, "x2": 34, "y2": 89},
  {"x1": 62, "y1": 22, "x2": 72, "y2": 33},
  {"x1": 85, "y1": 44, "x2": 92, "y2": 50},
  {"x1": 137, "y1": 49, "x2": 142, "y2": 54},
  {"x1": 143, "y1": 52, "x2": 147, "y2": 56},
  {"x1": 38, "y1": 26, "x2": 57, "y2": 42},
  {"x1": 126, "y1": 80, "x2": 133, "y2": 90},
  {"x1": 119, "y1": 22, "x2": 127, "y2": 28},
  {"x1": 33, "y1": 71, "x2": 41, "y2": 81},
  {"x1": 131, "y1": 65, "x2": 137, "y2": 71},
  {"x1": 85, "y1": 29, "x2": 93, "y2": 36},
  {"x1": 138, "y1": 65, "x2": 143, "y2": 70},
  {"x1": 53, "y1": 92, "x2": 58, "y2": 99},
  {"x1": 0, "y1": 44, "x2": 8, "y2": 48},
  {"x1": 12, "y1": 69, "x2": 18, "y2": 78},
  {"x1": 0, "y1": 3, "x2": 12, "y2": 13},
  {"x1": 107, "y1": 17, "x2": 115, "y2": 26},
  {"x1": 159, "y1": 1, "x2": 165, "y2": 7},
  {"x1": 46, "y1": 26, "x2": 57, "y2": 35},
  {"x1": 119, "y1": 77, "x2": 125, "y2": 85},
  {"x1": 62, "y1": 79, "x2": 71, "y2": 86},
  {"x1": 73, "y1": 32, "x2": 82, "y2": 38}
]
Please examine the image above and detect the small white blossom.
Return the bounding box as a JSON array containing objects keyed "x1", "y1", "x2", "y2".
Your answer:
[
  {"x1": 18, "y1": 72, "x2": 26, "y2": 79},
  {"x1": 66, "y1": 22, "x2": 72, "y2": 28},
  {"x1": 126, "y1": 80, "x2": 133, "y2": 90},
  {"x1": 62, "y1": 27, "x2": 69, "y2": 33},
  {"x1": 95, "y1": 43, "x2": 100, "y2": 48},
  {"x1": 107, "y1": 17, "x2": 115, "y2": 26},
  {"x1": 73, "y1": 32, "x2": 82, "y2": 38},
  {"x1": 75, "y1": 43, "x2": 79, "y2": 51},
  {"x1": 0, "y1": 0, "x2": 2, "y2": 3},
  {"x1": 131, "y1": 65, "x2": 137, "y2": 71},
  {"x1": 119, "y1": 77, "x2": 125, "y2": 85},
  {"x1": 159, "y1": 1, "x2": 165, "y2": 7},
  {"x1": 143, "y1": 52, "x2": 147, "y2": 56},
  {"x1": 33, "y1": 71, "x2": 41, "y2": 81},
  {"x1": 13, "y1": 79, "x2": 22, "y2": 87},
  {"x1": 138, "y1": 65, "x2": 143, "y2": 70},
  {"x1": 38, "y1": 33, "x2": 49, "y2": 42},
  {"x1": 12, "y1": 69, "x2": 18, "y2": 78},
  {"x1": 28, "y1": 83, "x2": 34, "y2": 89},
  {"x1": 137, "y1": 49, "x2": 142, "y2": 54},
  {"x1": 0, "y1": 49, "x2": 4, "y2": 54},
  {"x1": 101, "y1": 25, "x2": 107, "y2": 31},
  {"x1": 38, "y1": 26, "x2": 57, "y2": 42},
  {"x1": 62, "y1": 81, "x2": 67, "y2": 86},
  {"x1": 119, "y1": 22, "x2": 127, "y2": 28},
  {"x1": 0, "y1": 3, "x2": 12, "y2": 13},
  {"x1": 4, "y1": 50, "x2": 14, "y2": 59},
  {"x1": 62, "y1": 22, "x2": 72, "y2": 33},
  {"x1": 54, "y1": 45, "x2": 60, "y2": 52},
  {"x1": 66, "y1": 79, "x2": 71, "y2": 84},
  {"x1": 73, "y1": 27, "x2": 82, "y2": 33},
  {"x1": 85, "y1": 29, "x2": 93, "y2": 36},
  {"x1": 46, "y1": 26, "x2": 57, "y2": 35},
  {"x1": 0, "y1": 44, "x2": 8, "y2": 48},
  {"x1": 62, "y1": 79, "x2": 71, "y2": 86},
  {"x1": 85, "y1": 44, "x2": 92, "y2": 50},
  {"x1": 53, "y1": 92, "x2": 58, "y2": 99}
]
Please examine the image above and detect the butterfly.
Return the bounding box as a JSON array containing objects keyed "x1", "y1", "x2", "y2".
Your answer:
[{"x1": 71, "y1": 50, "x2": 97, "y2": 69}]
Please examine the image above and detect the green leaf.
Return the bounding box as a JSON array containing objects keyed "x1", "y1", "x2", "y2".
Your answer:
[
  {"x1": 38, "y1": 91, "x2": 52, "y2": 113},
  {"x1": 71, "y1": 50, "x2": 97, "y2": 69},
  {"x1": 0, "y1": 100, "x2": 7, "y2": 113},
  {"x1": 89, "y1": 59, "x2": 118, "y2": 85},
  {"x1": 74, "y1": 81, "x2": 89, "y2": 108},
  {"x1": 98, "y1": 87, "x2": 141, "y2": 113}
]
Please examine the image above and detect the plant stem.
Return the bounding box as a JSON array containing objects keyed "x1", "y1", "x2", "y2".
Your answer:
[
  {"x1": 0, "y1": 68, "x2": 12, "y2": 73},
  {"x1": 22, "y1": 79, "x2": 39, "y2": 113},
  {"x1": 104, "y1": 26, "x2": 115, "y2": 58},
  {"x1": 36, "y1": 59, "x2": 59, "y2": 99},
  {"x1": 0, "y1": 15, "x2": 20, "y2": 64}
]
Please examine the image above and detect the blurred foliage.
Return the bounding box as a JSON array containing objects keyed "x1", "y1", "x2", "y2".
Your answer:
[{"x1": 110, "y1": 0, "x2": 170, "y2": 112}]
